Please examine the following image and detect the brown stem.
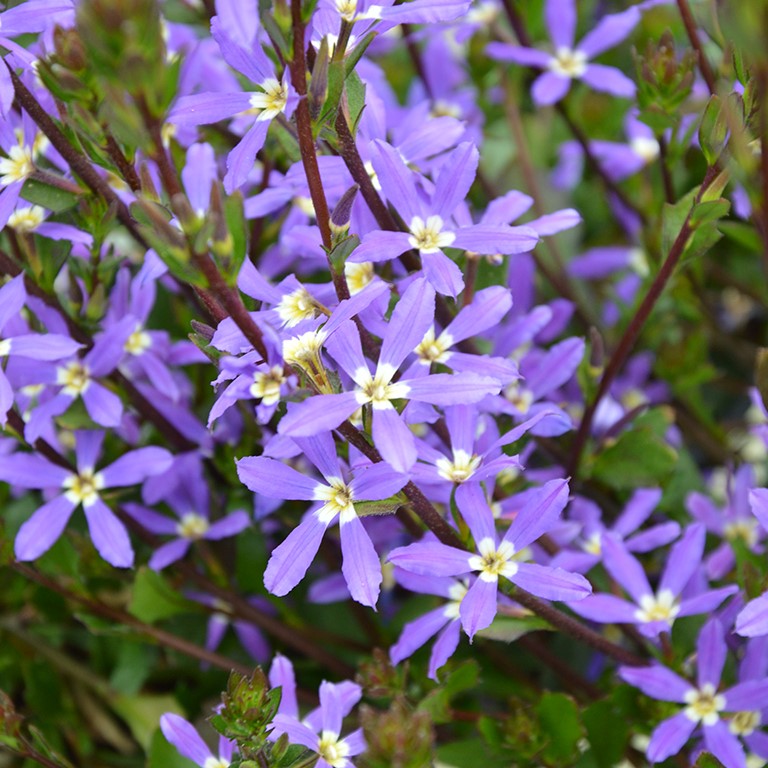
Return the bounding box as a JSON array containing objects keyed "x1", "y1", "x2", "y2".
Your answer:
[
  {"x1": 658, "y1": 136, "x2": 676, "y2": 204},
  {"x1": 103, "y1": 132, "x2": 142, "y2": 192},
  {"x1": 11, "y1": 563, "x2": 254, "y2": 675},
  {"x1": 676, "y1": 0, "x2": 717, "y2": 95},
  {"x1": 511, "y1": 589, "x2": 646, "y2": 667},
  {"x1": 6, "y1": 64, "x2": 148, "y2": 249},
  {"x1": 567, "y1": 165, "x2": 720, "y2": 477}
]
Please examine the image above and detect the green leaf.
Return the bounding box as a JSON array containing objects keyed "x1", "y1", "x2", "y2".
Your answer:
[
  {"x1": 345, "y1": 71, "x2": 366, "y2": 135},
  {"x1": 689, "y1": 198, "x2": 730, "y2": 228},
  {"x1": 436, "y1": 738, "x2": 511, "y2": 768},
  {"x1": 109, "y1": 641, "x2": 157, "y2": 695},
  {"x1": 719, "y1": 220, "x2": 763, "y2": 251},
  {"x1": 20, "y1": 178, "x2": 81, "y2": 213},
  {"x1": 148, "y1": 727, "x2": 196, "y2": 768},
  {"x1": 536, "y1": 693, "x2": 583, "y2": 765},
  {"x1": 128, "y1": 567, "x2": 194, "y2": 623},
  {"x1": 698, "y1": 95, "x2": 727, "y2": 166},
  {"x1": 583, "y1": 700, "x2": 629, "y2": 768},
  {"x1": 111, "y1": 692, "x2": 184, "y2": 751},
  {"x1": 476, "y1": 614, "x2": 552, "y2": 643},
  {"x1": 591, "y1": 414, "x2": 678, "y2": 490},
  {"x1": 694, "y1": 753, "x2": 724, "y2": 768},
  {"x1": 661, "y1": 189, "x2": 695, "y2": 259},
  {"x1": 355, "y1": 495, "x2": 404, "y2": 517}
]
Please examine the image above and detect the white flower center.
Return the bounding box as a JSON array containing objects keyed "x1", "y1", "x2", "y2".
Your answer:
[
  {"x1": 56, "y1": 361, "x2": 92, "y2": 396},
  {"x1": 443, "y1": 582, "x2": 469, "y2": 619},
  {"x1": 63, "y1": 468, "x2": 105, "y2": 507},
  {"x1": 336, "y1": 0, "x2": 358, "y2": 22},
  {"x1": 277, "y1": 288, "x2": 321, "y2": 327},
  {"x1": 344, "y1": 262, "x2": 374, "y2": 294},
  {"x1": 503, "y1": 381, "x2": 534, "y2": 414},
  {"x1": 8, "y1": 206, "x2": 45, "y2": 233},
  {"x1": 315, "y1": 479, "x2": 356, "y2": 524},
  {"x1": 0, "y1": 145, "x2": 35, "y2": 185},
  {"x1": 408, "y1": 215, "x2": 456, "y2": 254},
  {"x1": 416, "y1": 327, "x2": 454, "y2": 364},
  {"x1": 468, "y1": 537, "x2": 518, "y2": 582},
  {"x1": 436, "y1": 449, "x2": 481, "y2": 483},
  {"x1": 630, "y1": 136, "x2": 660, "y2": 163},
  {"x1": 683, "y1": 684, "x2": 725, "y2": 726},
  {"x1": 249, "y1": 79, "x2": 289, "y2": 121},
  {"x1": 549, "y1": 47, "x2": 588, "y2": 78},
  {"x1": 430, "y1": 100, "x2": 463, "y2": 119},
  {"x1": 124, "y1": 326, "x2": 152, "y2": 356},
  {"x1": 724, "y1": 519, "x2": 758, "y2": 547},
  {"x1": 634, "y1": 589, "x2": 680, "y2": 624},
  {"x1": 203, "y1": 758, "x2": 230, "y2": 768},
  {"x1": 627, "y1": 247, "x2": 650, "y2": 277},
  {"x1": 317, "y1": 731, "x2": 351, "y2": 768},
  {"x1": 729, "y1": 710, "x2": 761, "y2": 736},
  {"x1": 353, "y1": 364, "x2": 410, "y2": 410},
  {"x1": 250, "y1": 365, "x2": 286, "y2": 405},
  {"x1": 582, "y1": 532, "x2": 602, "y2": 556},
  {"x1": 0, "y1": 338, "x2": 11, "y2": 357},
  {"x1": 176, "y1": 513, "x2": 210, "y2": 540}
]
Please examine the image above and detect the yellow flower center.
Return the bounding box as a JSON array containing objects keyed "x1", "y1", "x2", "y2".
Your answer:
[
  {"x1": 125, "y1": 327, "x2": 152, "y2": 356},
  {"x1": 549, "y1": 47, "x2": 588, "y2": 78},
  {"x1": 250, "y1": 366, "x2": 286, "y2": 405},
  {"x1": 7, "y1": 206, "x2": 45, "y2": 233},
  {"x1": 729, "y1": 710, "x2": 761, "y2": 736},
  {"x1": 56, "y1": 361, "x2": 91, "y2": 396},
  {"x1": 0, "y1": 145, "x2": 35, "y2": 185},
  {"x1": 317, "y1": 731, "x2": 350, "y2": 768},
  {"x1": 63, "y1": 468, "x2": 105, "y2": 507},
  {"x1": 436, "y1": 449, "x2": 482, "y2": 483},
  {"x1": 408, "y1": 215, "x2": 456, "y2": 254},
  {"x1": 634, "y1": 590, "x2": 680, "y2": 624},
  {"x1": 416, "y1": 327, "x2": 453, "y2": 364},
  {"x1": 249, "y1": 79, "x2": 289, "y2": 120},
  {"x1": 315, "y1": 479, "x2": 356, "y2": 524},
  {"x1": 176, "y1": 513, "x2": 210, "y2": 540},
  {"x1": 683, "y1": 684, "x2": 725, "y2": 726},
  {"x1": 468, "y1": 538, "x2": 518, "y2": 582}
]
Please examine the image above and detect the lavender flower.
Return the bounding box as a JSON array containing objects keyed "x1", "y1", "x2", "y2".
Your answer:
[
  {"x1": 0, "y1": 431, "x2": 172, "y2": 567},
  {"x1": 237, "y1": 432, "x2": 407, "y2": 607},
  {"x1": 620, "y1": 620, "x2": 768, "y2": 766},
  {"x1": 487, "y1": 1, "x2": 639, "y2": 105},
  {"x1": 570, "y1": 525, "x2": 737, "y2": 637},
  {"x1": 389, "y1": 479, "x2": 591, "y2": 638},
  {"x1": 160, "y1": 713, "x2": 236, "y2": 768},
  {"x1": 269, "y1": 680, "x2": 366, "y2": 768}
]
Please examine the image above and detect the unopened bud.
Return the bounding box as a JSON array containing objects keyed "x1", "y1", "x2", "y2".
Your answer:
[{"x1": 330, "y1": 184, "x2": 359, "y2": 235}]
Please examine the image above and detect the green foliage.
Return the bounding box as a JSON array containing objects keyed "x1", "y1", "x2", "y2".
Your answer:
[{"x1": 590, "y1": 408, "x2": 678, "y2": 490}]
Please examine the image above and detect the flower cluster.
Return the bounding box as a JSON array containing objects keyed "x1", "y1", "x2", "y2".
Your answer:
[{"x1": 1, "y1": 0, "x2": 767, "y2": 766}]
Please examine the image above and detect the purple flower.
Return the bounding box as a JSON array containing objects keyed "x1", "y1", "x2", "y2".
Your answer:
[
  {"x1": 0, "y1": 274, "x2": 82, "y2": 425},
  {"x1": 570, "y1": 525, "x2": 737, "y2": 637},
  {"x1": 388, "y1": 479, "x2": 591, "y2": 638},
  {"x1": 487, "y1": 1, "x2": 639, "y2": 106},
  {"x1": 550, "y1": 488, "x2": 680, "y2": 574},
  {"x1": 124, "y1": 455, "x2": 250, "y2": 570},
  {"x1": 160, "y1": 713, "x2": 236, "y2": 768},
  {"x1": 348, "y1": 142, "x2": 539, "y2": 296},
  {"x1": 269, "y1": 680, "x2": 366, "y2": 768},
  {"x1": 620, "y1": 620, "x2": 768, "y2": 767},
  {"x1": 0, "y1": 431, "x2": 172, "y2": 567},
  {"x1": 167, "y1": 2, "x2": 298, "y2": 192},
  {"x1": 237, "y1": 432, "x2": 407, "y2": 607},
  {"x1": 277, "y1": 278, "x2": 502, "y2": 472},
  {"x1": 389, "y1": 568, "x2": 469, "y2": 679}
]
